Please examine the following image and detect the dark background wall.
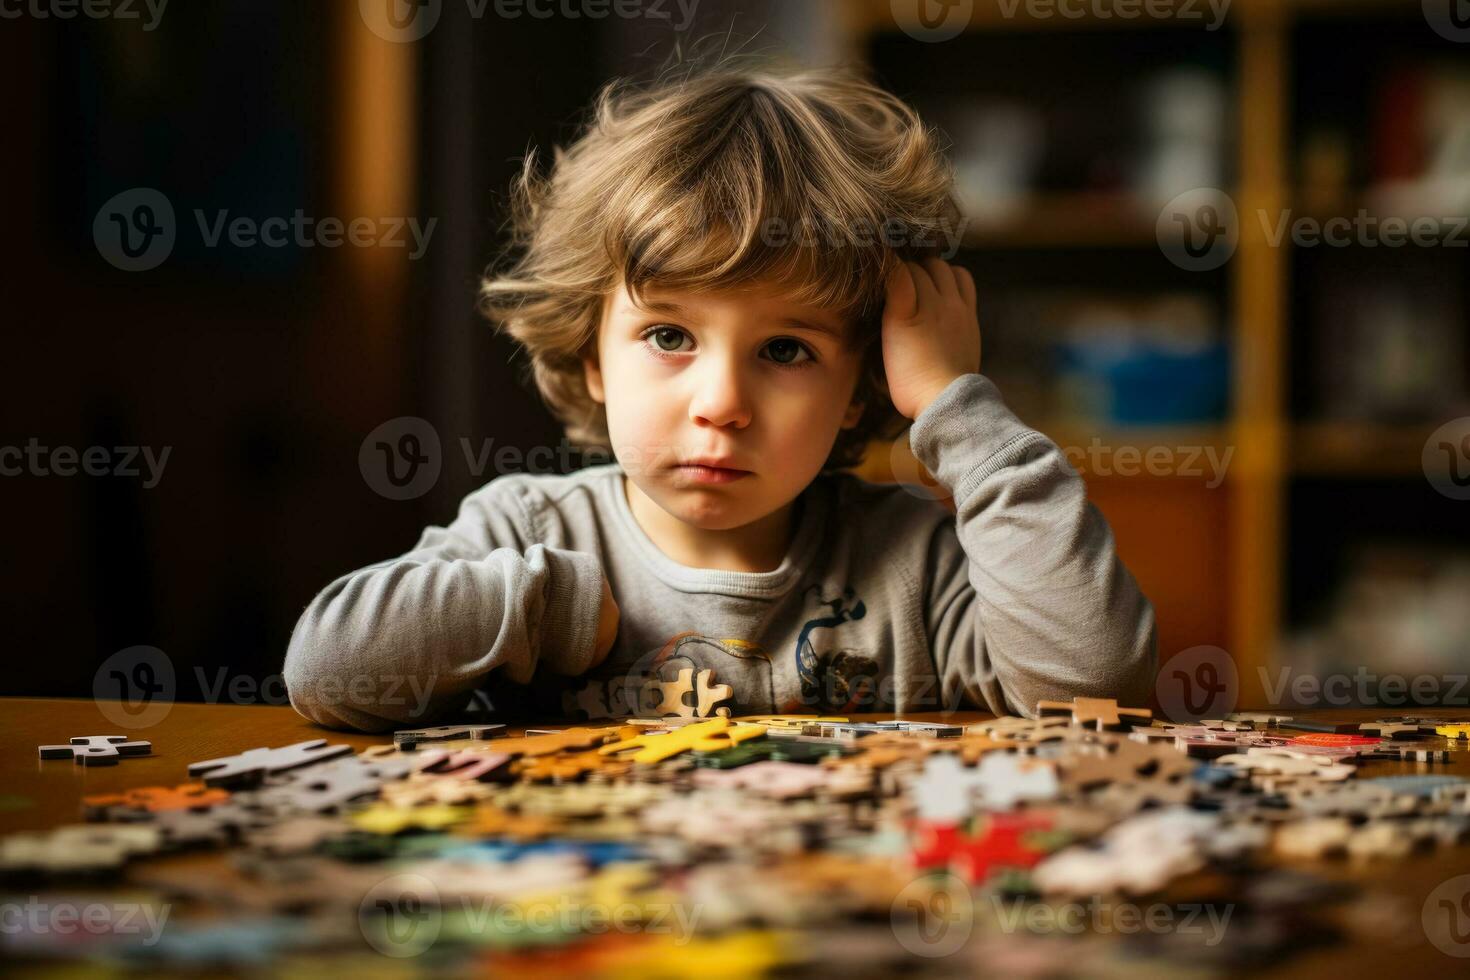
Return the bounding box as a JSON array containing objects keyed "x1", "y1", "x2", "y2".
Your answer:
[{"x1": 1, "y1": 0, "x2": 815, "y2": 701}]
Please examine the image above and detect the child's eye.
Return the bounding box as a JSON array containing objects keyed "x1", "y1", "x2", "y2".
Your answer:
[
  {"x1": 638, "y1": 326, "x2": 817, "y2": 370},
  {"x1": 641, "y1": 326, "x2": 692, "y2": 357},
  {"x1": 764, "y1": 338, "x2": 815, "y2": 368}
]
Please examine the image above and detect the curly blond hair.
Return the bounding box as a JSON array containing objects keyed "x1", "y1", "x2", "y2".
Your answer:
[{"x1": 479, "y1": 59, "x2": 964, "y2": 471}]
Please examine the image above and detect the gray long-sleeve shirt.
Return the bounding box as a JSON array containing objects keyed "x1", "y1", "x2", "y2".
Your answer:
[{"x1": 283, "y1": 373, "x2": 1157, "y2": 732}]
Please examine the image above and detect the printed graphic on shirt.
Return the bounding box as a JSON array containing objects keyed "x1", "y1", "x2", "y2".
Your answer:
[
  {"x1": 587, "y1": 581, "x2": 881, "y2": 715},
  {"x1": 635, "y1": 632, "x2": 778, "y2": 713},
  {"x1": 787, "y1": 583, "x2": 881, "y2": 713}
]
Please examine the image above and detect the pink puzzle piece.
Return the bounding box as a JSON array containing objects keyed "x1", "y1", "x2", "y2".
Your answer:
[
  {"x1": 691, "y1": 761, "x2": 834, "y2": 800},
  {"x1": 420, "y1": 750, "x2": 514, "y2": 782}
]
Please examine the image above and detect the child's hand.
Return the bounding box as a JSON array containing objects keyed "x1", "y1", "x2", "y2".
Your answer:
[{"x1": 880, "y1": 258, "x2": 982, "y2": 420}]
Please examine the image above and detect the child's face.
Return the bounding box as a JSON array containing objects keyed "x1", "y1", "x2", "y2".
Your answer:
[{"x1": 583, "y1": 277, "x2": 866, "y2": 531}]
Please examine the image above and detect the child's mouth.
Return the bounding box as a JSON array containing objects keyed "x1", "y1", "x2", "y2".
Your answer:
[{"x1": 671, "y1": 464, "x2": 750, "y2": 485}]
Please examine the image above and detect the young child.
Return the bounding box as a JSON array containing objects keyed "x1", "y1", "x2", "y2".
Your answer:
[{"x1": 283, "y1": 64, "x2": 1157, "y2": 733}]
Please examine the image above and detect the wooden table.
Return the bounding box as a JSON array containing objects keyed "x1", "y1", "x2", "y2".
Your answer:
[{"x1": 4, "y1": 698, "x2": 1470, "y2": 975}]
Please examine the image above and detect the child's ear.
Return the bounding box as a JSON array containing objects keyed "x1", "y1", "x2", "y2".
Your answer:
[
  {"x1": 841, "y1": 399, "x2": 864, "y2": 429},
  {"x1": 582, "y1": 352, "x2": 605, "y2": 404}
]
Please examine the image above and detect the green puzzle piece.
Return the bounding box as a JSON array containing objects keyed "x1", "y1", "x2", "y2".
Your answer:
[
  {"x1": 768, "y1": 740, "x2": 852, "y2": 763},
  {"x1": 691, "y1": 737, "x2": 851, "y2": 768},
  {"x1": 691, "y1": 739, "x2": 780, "y2": 769}
]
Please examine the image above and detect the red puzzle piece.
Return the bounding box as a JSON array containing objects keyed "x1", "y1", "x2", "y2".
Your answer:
[{"x1": 910, "y1": 813, "x2": 1055, "y2": 885}]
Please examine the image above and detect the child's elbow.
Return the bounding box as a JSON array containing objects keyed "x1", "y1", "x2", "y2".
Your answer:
[
  {"x1": 1112, "y1": 594, "x2": 1159, "y2": 710},
  {"x1": 281, "y1": 610, "x2": 395, "y2": 733}
]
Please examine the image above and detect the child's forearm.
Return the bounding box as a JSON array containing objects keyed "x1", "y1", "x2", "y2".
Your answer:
[
  {"x1": 910, "y1": 373, "x2": 1158, "y2": 717},
  {"x1": 282, "y1": 538, "x2": 604, "y2": 732}
]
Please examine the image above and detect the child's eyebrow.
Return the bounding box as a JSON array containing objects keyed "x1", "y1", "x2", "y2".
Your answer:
[
  {"x1": 631, "y1": 298, "x2": 843, "y2": 341},
  {"x1": 777, "y1": 317, "x2": 844, "y2": 340}
]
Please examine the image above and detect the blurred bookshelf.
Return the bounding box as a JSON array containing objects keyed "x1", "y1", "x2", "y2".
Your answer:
[{"x1": 843, "y1": 0, "x2": 1470, "y2": 707}]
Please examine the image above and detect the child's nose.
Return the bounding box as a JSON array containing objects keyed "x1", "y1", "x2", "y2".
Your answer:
[{"x1": 687, "y1": 355, "x2": 753, "y2": 429}]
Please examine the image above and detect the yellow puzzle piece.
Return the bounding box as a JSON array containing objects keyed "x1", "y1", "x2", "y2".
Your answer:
[
  {"x1": 731, "y1": 715, "x2": 849, "y2": 732},
  {"x1": 349, "y1": 803, "x2": 470, "y2": 835},
  {"x1": 598, "y1": 718, "x2": 767, "y2": 764}
]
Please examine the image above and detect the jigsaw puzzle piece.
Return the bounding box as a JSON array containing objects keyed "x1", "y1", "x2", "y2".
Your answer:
[
  {"x1": 419, "y1": 750, "x2": 514, "y2": 782},
  {"x1": 0, "y1": 824, "x2": 161, "y2": 876},
  {"x1": 187, "y1": 740, "x2": 355, "y2": 788},
  {"x1": 83, "y1": 782, "x2": 230, "y2": 821},
  {"x1": 240, "y1": 755, "x2": 404, "y2": 816},
  {"x1": 1358, "y1": 719, "x2": 1437, "y2": 740},
  {"x1": 1214, "y1": 748, "x2": 1355, "y2": 789},
  {"x1": 733, "y1": 715, "x2": 849, "y2": 731},
  {"x1": 38, "y1": 735, "x2": 152, "y2": 766},
  {"x1": 393, "y1": 724, "x2": 505, "y2": 749},
  {"x1": 694, "y1": 669, "x2": 734, "y2": 717},
  {"x1": 692, "y1": 761, "x2": 836, "y2": 800},
  {"x1": 645, "y1": 668, "x2": 698, "y2": 718},
  {"x1": 691, "y1": 739, "x2": 781, "y2": 769},
  {"x1": 1037, "y1": 697, "x2": 1152, "y2": 731},
  {"x1": 910, "y1": 812, "x2": 1059, "y2": 884},
  {"x1": 598, "y1": 718, "x2": 765, "y2": 764},
  {"x1": 349, "y1": 802, "x2": 472, "y2": 835}
]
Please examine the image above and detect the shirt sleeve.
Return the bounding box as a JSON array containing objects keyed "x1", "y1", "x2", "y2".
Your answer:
[
  {"x1": 281, "y1": 477, "x2": 607, "y2": 732},
  {"x1": 908, "y1": 373, "x2": 1158, "y2": 718}
]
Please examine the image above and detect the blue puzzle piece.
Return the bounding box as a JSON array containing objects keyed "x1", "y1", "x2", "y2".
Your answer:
[
  {"x1": 1366, "y1": 774, "x2": 1467, "y2": 799},
  {"x1": 434, "y1": 838, "x2": 645, "y2": 867}
]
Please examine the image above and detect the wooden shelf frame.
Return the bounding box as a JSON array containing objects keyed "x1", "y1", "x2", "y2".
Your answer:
[{"x1": 837, "y1": 0, "x2": 1456, "y2": 706}]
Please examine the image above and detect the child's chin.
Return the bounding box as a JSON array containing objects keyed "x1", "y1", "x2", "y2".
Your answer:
[{"x1": 666, "y1": 495, "x2": 757, "y2": 531}]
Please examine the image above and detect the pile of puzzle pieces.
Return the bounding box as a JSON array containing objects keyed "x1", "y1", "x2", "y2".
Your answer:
[{"x1": 4, "y1": 693, "x2": 1469, "y2": 975}]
